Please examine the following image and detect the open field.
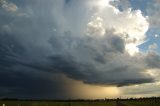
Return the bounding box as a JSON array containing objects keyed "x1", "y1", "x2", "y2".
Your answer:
[
  {"x1": 0, "y1": 98, "x2": 160, "y2": 106},
  {"x1": 122, "y1": 99, "x2": 160, "y2": 106},
  {"x1": 0, "y1": 101, "x2": 116, "y2": 106}
]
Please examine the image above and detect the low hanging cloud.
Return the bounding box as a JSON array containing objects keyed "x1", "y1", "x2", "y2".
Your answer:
[{"x1": 0, "y1": 0, "x2": 160, "y2": 98}]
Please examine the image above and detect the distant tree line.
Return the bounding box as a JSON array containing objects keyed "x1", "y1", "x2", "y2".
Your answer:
[{"x1": 0, "y1": 97, "x2": 160, "y2": 102}]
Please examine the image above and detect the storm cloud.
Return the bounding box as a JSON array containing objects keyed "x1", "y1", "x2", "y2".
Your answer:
[{"x1": 0, "y1": 0, "x2": 160, "y2": 99}]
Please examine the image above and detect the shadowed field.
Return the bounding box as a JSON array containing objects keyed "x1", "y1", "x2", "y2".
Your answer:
[
  {"x1": 0, "y1": 98, "x2": 160, "y2": 106},
  {"x1": 0, "y1": 101, "x2": 116, "y2": 106}
]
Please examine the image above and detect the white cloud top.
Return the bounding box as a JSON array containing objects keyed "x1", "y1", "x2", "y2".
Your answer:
[{"x1": 86, "y1": 0, "x2": 149, "y2": 56}]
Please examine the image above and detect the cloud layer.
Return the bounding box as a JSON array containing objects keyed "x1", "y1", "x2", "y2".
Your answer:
[{"x1": 0, "y1": 0, "x2": 160, "y2": 98}]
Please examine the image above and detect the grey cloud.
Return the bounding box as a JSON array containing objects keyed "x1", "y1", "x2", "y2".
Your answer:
[
  {"x1": 0, "y1": 68, "x2": 71, "y2": 99},
  {"x1": 146, "y1": 0, "x2": 160, "y2": 28},
  {"x1": 47, "y1": 31, "x2": 154, "y2": 86},
  {"x1": 0, "y1": 0, "x2": 160, "y2": 99},
  {"x1": 0, "y1": 34, "x2": 69, "y2": 99},
  {"x1": 120, "y1": 82, "x2": 160, "y2": 96},
  {"x1": 145, "y1": 52, "x2": 160, "y2": 69},
  {"x1": 110, "y1": 0, "x2": 131, "y2": 11}
]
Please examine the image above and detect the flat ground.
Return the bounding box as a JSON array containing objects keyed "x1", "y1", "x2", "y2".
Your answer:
[{"x1": 0, "y1": 99, "x2": 160, "y2": 106}]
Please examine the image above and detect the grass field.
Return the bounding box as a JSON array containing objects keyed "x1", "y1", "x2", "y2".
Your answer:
[
  {"x1": 0, "y1": 99, "x2": 160, "y2": 106},
  {"x1": 0, "y1": 101, "x2": 116, "y2": 106},
  {"x1": 122, "y1": 99, "x2": 160, "y2": 106}
]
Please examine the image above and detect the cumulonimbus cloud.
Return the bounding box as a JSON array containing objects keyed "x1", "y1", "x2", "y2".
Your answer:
[{"x1": 0, "y1": 0, "x2": 160, "y2": 98}]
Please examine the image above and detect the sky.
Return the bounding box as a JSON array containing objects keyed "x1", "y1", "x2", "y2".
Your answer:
[{"x1": 0, "y1": 0, "x2": 160, "y2": 99}]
